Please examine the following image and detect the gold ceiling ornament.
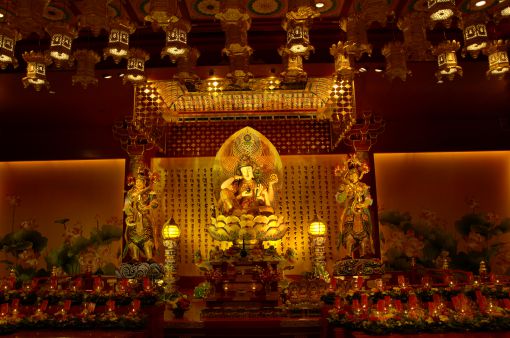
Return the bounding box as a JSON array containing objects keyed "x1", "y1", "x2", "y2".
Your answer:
[
  {"x1": 427, "y1": 0, "x2": 457, "y2": 27},
  {"x1": 357, "y1": 0, "x2": 390, "y2": 27},
  {"x1": 501, "y1": 4, "x2": 510, "y2": 17},
  {"x1": 103, "y1": 17, "x2": 135, "y2": 64},
  {"x1": 124, "y1": 48, "x2": 149, "y2": 85},
  {"x1": 9, "y1": 0, "x2": 47, "y2": 37},
  {"x1": 77, "y1": 0, "x2": 111, "y2": 37},
  {"x1": 461, "y1": 12, "x2": 488, "y2": 58},
  {"x1": 46, "y1": 23, "x2": 78, "y2": 68},
  {"x1": 483, "y1": 40, "x2": 509, "y2": 80},
  {"x1": 340, "y1": 14, "x2": 372, "y2": 60},
  {"x1": 432, "y1": 40, "x2": 463, "y2": 82},
  {"x1": 21, "y1": 50, "x2": 52, "y2": 91},
  {"x1": 216, "y1": 0, "x2": 253, "y2": 88},
  {"x1": 282, "y1": 0, "x2": 319, "y2": 58},
  {"x1": 330, "y1": 41, "x2": 354, "y2": 78},
  {"x1": 224, "y1": 44, "x2": 254, "y2": 88},
  {"x1": 72, "y1": 49, "x2": 100, "y2": 89},
  {"x1": 254, "y1": 69, "x2": 282, "y2": 92},
  {"x1": 200, "y1": 71, "x2": 228, "y2": 96},
  {"x1": 174, "y1": 47, "x2": 200, "y2": 84},
  {"x1": 382, "y1": 41, "x2": 411, "y2": 82},
  {"x1": 0, "y1": 24, "x2": 21, "y2": 69},
  {"x1": 398, "y1": 12, "x2": 433, "y2": 61},
  {"x1": 161, "y1": 18, "x2": 191, "y2": 62},
  {"x1": 145, "y1": 0, "x2": 180, "y2": 29}
]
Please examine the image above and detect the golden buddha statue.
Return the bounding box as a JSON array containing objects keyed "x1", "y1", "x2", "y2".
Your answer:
[
  {"x1": 209, "y1": 127, "x2": 287, "y2": 245},
  {"x1": 218, "y1": 157, "x2": 278, "y2": 216}
]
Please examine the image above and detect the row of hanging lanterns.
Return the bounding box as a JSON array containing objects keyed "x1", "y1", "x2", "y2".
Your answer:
[
  {"x1": 426, "y1": 0, "x2": 509, "y2": 82},
  {"x1": 0, "y1": 0, "x2": 192, "y2": 91},
  {"x1": 0, "y1": 0, "x2": 509, "y2": 91}
]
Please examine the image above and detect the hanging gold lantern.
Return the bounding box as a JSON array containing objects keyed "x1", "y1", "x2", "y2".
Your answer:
[
  {"x1": 433, "y1": 40, "x2": 462, "y2": 82},
  {"x1": 216, "y1": 0, "x2": 253, "y2": 88},
  {"x1": 483, "y1": 40, "x2": 509, "y2": 80},
  {"x1": 72, "y1": 49, "x2": 100, "y2": 89},
  {"x1": 46, "y1": 23, "x2": 78, "y2": 68},
  {"x1": 340, "y1": 14, "x2": 372, "y2": 60},
  {"x1": 0, "y1": 24, "x2": 20, "y2": 69},
  {"x1": 462, "y1": 13, "x2": 488, "y2": 58},
  {"x1": 382, "y1": 41, "x2": 410, "y2": 82},
  {"x1": 428, "y1": 0, "x2": 456, "y2": 22},
  {"x1": 161, "y1": 18, "x2": 190, "y2": 62},
  {"x1": 286, "y1": 19, "x2": 312, "y2": 55},
  {"x1": 398, "y1": 12, "x2": 433, "y2": 61},
  {"x1": 282, "y1": 1, "x2": 319, "y2": 58},
  {"x1": 174, "y1": 47, "x2": 200, "y2": 84},
  {"x1": 22, "y1": 51, "x2": 52, "y2": 91},
  {"x1": 104, "y1": 18, "x2": 135, "y2": 64},
  {"x1": 124, "y1": 48, "x2": 149, "y2": 85}
]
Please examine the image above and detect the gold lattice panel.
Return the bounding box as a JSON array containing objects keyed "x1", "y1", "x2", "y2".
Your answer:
[
  {"x1": 133, "y1": 84, "x2": 165, "y2": 129},
  {"x1": 165, "y1": 120, "x2": 332, "y2": 157},
  {"x1": 152, "y1": 154, "x2": 348, "y2": 276},
  {"x1": 132, "y1": 81, "x2": 336, "y2": 156}
]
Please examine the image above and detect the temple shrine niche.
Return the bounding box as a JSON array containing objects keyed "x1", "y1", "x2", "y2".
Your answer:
[{"x1": 201, "y1": 127, "x2": 293, "y2": 316}]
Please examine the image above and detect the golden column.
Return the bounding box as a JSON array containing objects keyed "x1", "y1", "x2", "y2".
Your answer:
[
  {"x1": 309, "y1": 215, "x2": 329, "y2": 282},
  {"x1": 162, "y1": 218, "x2": 181, "y2": 291}
]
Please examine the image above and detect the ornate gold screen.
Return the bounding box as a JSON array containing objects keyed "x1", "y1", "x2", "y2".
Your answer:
[{"x1": 152, "y1": 154, "x2": 348, "y2": 276}]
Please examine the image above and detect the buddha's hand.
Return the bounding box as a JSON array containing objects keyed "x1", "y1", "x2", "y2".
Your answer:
[{"x1": 269, "y1": 174, "x2": 278, "y2": 184}]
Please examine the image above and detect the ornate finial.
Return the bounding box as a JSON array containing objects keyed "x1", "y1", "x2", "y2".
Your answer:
[{"x1": 479, "y1": 260, "x2": 487, "y2": 275}]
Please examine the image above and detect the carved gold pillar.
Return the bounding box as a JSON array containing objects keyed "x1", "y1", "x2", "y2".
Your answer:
[{"x1": 309, "y1": 216, "x2": 329, "y2": 282}]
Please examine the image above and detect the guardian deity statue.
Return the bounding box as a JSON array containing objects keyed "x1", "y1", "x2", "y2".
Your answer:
[
  {"x1": 123, "y1": 166, "x2": 159, "y2": 262},
  {"x1": 335, "y1": 153, "x2": 374, "y2": 258}
]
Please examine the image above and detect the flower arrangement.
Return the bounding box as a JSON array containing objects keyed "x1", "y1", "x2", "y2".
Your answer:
[
  {"x1": 160, "y1": 291, "x2": 191, "y2": 319},
  {"x1": 255, "y1": 266, "x2": 280, "y2": 285},
  {"x1": 329, "y1": 282, "x2": 510, "y2": 335}
]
